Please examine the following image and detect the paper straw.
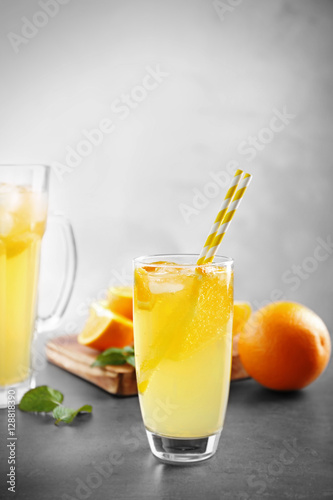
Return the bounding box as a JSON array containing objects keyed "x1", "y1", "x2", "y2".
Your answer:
[
  {"x1": 196, "y1": 169, "x2": 244, "y2": 265},
  {"x1": 203, "y1": 173, "x2": 252, "y2": 263}
]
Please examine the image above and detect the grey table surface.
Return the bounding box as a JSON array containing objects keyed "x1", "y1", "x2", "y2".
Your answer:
[{"x1": 1, "y1": 335, "x2": 333, "y2": 500}]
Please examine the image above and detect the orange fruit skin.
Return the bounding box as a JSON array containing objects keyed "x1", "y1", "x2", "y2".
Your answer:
[
  {"x1": 238, "y1": 302, "x2": 331, "y2": 391},
  {"x1": 107, "y1": 287, "x2": 133, "y2": 320},
  {"x1": 78, "y1": 308, "x2": 134, "y2": 351},
  {"x1": 89, "y1": 316, "x2": 133, "y2": 351}
]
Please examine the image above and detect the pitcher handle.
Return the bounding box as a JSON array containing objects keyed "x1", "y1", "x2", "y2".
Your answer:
[{"x1": 37, "y1": 213, "x2": 77, "y2": 333}]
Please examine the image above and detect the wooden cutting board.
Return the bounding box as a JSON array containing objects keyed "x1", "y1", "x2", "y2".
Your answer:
[{"x1": 46, "y1": 334, "x2": 248, "y2": 396}]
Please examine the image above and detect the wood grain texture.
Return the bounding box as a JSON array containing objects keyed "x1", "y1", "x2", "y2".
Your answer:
[
  {"x1": 45, "y1": 334, "x2": 249, "y2": 396},
  {"x1": 45, "y1": 335, "x2": 137, "y2": 396}
]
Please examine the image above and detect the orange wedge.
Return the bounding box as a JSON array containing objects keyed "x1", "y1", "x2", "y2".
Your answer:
[
  {"x1": 78, "y1": 302, "x2": 133, "y2": 350},
  {"x1": 134, "y1": 268, "x2": 156, "y2": 311},
  {"x1": 233, "y1": 301, "x2": 252, "y2": 336},
  {"x1": 107, "y1": 286, "x2": 133, "y2": 320}
]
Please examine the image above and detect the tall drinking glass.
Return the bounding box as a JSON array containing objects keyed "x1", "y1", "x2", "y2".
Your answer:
[
  {"x1": 0, "y1": 165, "x2": 77, "y2": 408},
  {"x1": 133, "y1": 254, "x2": 233, "y2": 463}
]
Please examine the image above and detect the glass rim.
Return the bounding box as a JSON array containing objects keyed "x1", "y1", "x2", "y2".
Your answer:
[
  {"x1": 0, "y1": 164, "x2": 50, "y2": 191},
  {"x1": 133, "y1": 253, "x2": 233, "y2": 267}
]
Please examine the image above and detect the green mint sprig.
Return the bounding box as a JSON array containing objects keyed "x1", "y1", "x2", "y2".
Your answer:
[
  {"x1": 91, "y1": 345, "x2": 135, "y2": 368},
  {"x1": 19, "y1": 386, "x2": 92, "y2": 425}
]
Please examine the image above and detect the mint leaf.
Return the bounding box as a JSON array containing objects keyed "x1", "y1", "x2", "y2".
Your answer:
[
  {"x1": 92, "y1": 346, "x2": 135, "y2": 367},
  {"x1": 19, "y1": 386, "x2": 63, "y2": 412},
  {"x1": 103, "y1": 347, "x2": 127, "y2": 355},
  {"x1": 92, "y1": 352, "x2": 127, "y2": 367},
  {"x1": 53, "y1": 405, "x2": 92, "y2": 425},
  {"x1": 122, "y1": 346, "x2": 134, "y2": 355},
  {"x1": 126, "y1": 355, "x2": 135, "y2": 367},
  {"x1": 19, "y1": 386, "x2": 92, "y2": 426}
]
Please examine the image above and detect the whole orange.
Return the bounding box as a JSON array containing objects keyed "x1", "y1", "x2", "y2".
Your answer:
[{"x1": 238, "y1": 301, "x2": 331, "y2": 390}]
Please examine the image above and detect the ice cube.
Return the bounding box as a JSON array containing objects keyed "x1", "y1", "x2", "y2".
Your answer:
[
  {"x1": 0, "y1": 211, "x2": 14, "y2": 236},
  {"x1": 143, "y1": 262, "x2": 181, "y2": 274},
  {"x1": 0, "y1": 184, "x2": 23, "y2": 212},
  {"x1": 149, "y1": 281, "x2": 184, "y2": 294}
]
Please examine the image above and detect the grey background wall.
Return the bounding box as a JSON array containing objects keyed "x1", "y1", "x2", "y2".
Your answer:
[{"x1": 0, "y1": 0, "x2": 332, "y2": 332}]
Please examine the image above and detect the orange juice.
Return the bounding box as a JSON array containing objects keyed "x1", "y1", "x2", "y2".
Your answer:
[
  {"x1": 134, "y1": 258, "x2": 233, "y2": 439},
  {"x1": 0, "y1": 184, "x2": 47, "y2": 386}
]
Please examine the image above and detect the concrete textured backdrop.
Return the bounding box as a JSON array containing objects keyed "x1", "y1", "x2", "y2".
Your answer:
[{"x1": 0, "y1": 0, "x2": 332, "y2": 331}]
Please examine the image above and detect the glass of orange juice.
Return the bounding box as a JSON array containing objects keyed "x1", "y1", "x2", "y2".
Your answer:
[
  {"x1": 0, "y1": 165, "x2": 77, "y2": 408},
  {"x1": 133, "y1": 254, "x2": 234, "y2": 463}
]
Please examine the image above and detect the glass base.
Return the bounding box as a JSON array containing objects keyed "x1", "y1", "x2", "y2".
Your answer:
[
  {"x1": 0, "y1": 375, "x2": 35, "y2": 409},
  {"x1": 146, "y1": 429, "x2": 221, "y2": 464}
]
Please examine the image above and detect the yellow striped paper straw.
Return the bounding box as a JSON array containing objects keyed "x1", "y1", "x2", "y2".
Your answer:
[
  {"x1": 196, "y1": 169, "x2": 244, "y2": 265},
  {"x1": 203, "y1": 172, "x2": 252, "y2": 263}
]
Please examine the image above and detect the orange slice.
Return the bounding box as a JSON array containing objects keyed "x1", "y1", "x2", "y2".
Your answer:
[
  {"x1": 78, "y1": 302, "x2": 133, "y2": 350},
  {"x1": 107, "y1": 286, "x2": 133, "y2": 320},
  {"x1": 134, "y1": 268, "x2": 156, "y2": 311},
  {"x1": 233, "y1": 301, "x2": 252, "y2": 336}
]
